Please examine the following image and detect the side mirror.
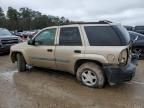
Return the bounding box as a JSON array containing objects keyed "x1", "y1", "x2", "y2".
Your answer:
[{"x1": 28, "y1": 39, "x2": 34, "y2": 45}]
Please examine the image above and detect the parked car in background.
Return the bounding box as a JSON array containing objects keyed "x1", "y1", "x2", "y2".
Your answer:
[
  {"x1": 28, "y1": 30, "x2": 40, "y2": 39},
  {"x1": 0, "y1": 28, "x2": 21, "y2": 53},
  {"x1": 13, "y1": 30, "x2": 24, "y2": 37},
  {"x1": 23, "y1": 31, "x2": 37, "y2": 40},
  {"x1": 13, "y1": 30, "x2": 39, "y2": 41},
  {"x1": 124, "y1": 26, "x2": 134, "y2": 31},
  {"x1": 129, "y1": 31, "x2": 144, "y2": 59},
  {"x1": 10, "y1": 21, "x2": 138, "y2": 88},
  {"x1": 134, "y1": 26, "x2": 144, "y2": 35}
]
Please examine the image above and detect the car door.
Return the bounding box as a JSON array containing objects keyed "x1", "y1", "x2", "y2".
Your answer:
[
  {"x1": 55, "y1": 26, "x2": 85, "y2": 73},
  {"x1": 26, "y1": 27, "x2": 57, "y2": 69}
]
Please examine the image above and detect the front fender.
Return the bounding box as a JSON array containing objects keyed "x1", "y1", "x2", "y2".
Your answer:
[{"x1": 10, "y1": 50, "x2": 30, "y2": 64}]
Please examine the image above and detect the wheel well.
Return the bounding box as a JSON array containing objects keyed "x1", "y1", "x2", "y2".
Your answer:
[
  {"x1": 11, "y1": 52, "x2": 22, "y2": 63},
  {"x1": 74, "y1": 59, "x2": 103, "y2": 74}
]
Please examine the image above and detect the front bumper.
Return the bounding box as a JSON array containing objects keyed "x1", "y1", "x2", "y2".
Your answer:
[
  {"x1": 104, "y1": 55, "x2": 138, "y2": 84},
  {"x1": 139, "y1": 53, "x2": 144, "y2": 60},
  {"x1": 0, "y1": 45, "x2": 11, "y2": 53}
]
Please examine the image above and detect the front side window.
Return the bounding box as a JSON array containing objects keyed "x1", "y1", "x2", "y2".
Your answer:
[
  {"x1": 34, "y1": 28, "x2": 56, "y2": 45},
  {"x1": 84, "y1": 26, "x2": 121, "y2": 46},
  {"x1": 59, "y1": 27, "x2": 82, "y2": 46}
]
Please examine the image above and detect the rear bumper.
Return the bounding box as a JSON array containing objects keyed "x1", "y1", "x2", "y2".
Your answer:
[{"x1": 104, "y1": 55, "x2": 138, "y2": 84}]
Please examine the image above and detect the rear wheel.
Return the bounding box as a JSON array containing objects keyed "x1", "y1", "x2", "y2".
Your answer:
[
  {"x1": 17, "y1": 53, "x2": 26, "y2": 72},
  {"x1": 76, "y1": 62, "x2": 105, "y2": 88}
]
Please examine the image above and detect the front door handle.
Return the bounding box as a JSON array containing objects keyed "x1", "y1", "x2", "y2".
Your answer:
[
  {"x1": 74, "y1": 50, "x2": 81, "y2": 53},
  {"x1": 47, "y1": 49, "x2": 53, "y2": 52}
]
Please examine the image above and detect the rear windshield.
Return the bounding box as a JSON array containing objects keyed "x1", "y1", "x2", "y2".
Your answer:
[
  {"x1": 84, "y1": 25, "x2": 130, "y2": 46},
  {"x1": 113, "y1": 25, "x2": 130, "y2": 45},
  {"x1": 84, "y1": 26, "x2": 121, "y2": 46}
]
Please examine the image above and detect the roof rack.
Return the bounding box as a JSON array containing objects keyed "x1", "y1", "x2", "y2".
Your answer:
[
  {"x1": 99, "y1": 20, "x2": 112, "y2": 24},
  {"x1": 59, "y1": 20, "x2": 112, "y2": 25}
]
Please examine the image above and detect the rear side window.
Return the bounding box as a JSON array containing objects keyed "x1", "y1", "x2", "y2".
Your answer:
[
  {"x1": 84, "y1": 26, "x2": 121, "y2": 46},
  {"x1": 59, "y1": 27, "x2": 82, "y2": 46}
]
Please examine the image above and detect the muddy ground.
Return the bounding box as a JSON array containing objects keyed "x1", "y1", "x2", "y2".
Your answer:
[{"x1": 0, "y1": 54, "x2": 144, "y2": 108}]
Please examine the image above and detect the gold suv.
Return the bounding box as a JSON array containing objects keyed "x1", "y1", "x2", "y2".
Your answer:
[{"x1": 10, "y1": 21, "x2": 138, "y2": 88}]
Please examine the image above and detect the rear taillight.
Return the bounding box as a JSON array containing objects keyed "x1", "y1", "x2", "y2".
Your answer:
[{"x1": 118, "y1": 49, "x2": 128, "y2": 65}]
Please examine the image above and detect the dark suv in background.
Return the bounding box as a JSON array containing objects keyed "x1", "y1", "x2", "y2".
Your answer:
[
  {"x1": 129, "y1": 31, "x2": 144, "y2": 59},
  {"x1": 134, "y1": 26, "x2": 144, "y2": 35},
  {"x1": 0, "y1": 28, "x2": 20, "y2": 53}
]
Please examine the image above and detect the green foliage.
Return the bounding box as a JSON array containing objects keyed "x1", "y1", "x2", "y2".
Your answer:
[
  {"x1": 0, "y1": 7, "x2": 6, "y2": 28},
  {"x1": 0, "y1": 6, "x2": 73, "y2": 30},
  {"x1": 0, "y1": 7, "x2": 4, "y2": 17}
]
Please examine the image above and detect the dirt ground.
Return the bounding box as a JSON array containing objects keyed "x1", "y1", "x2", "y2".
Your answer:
[{"x1": 0, "y1": 54, "x2": 144, "y2": 108}]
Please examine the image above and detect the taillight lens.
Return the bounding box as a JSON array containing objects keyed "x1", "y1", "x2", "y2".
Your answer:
[{"x1": 119, "y1": 49, "x2": 128, "y2": 65}]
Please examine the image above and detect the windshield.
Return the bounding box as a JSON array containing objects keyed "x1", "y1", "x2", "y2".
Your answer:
[
  {"x1": 129, "y1": 31, "x2": 144, "y2": 40},
  {"x1": 0, "y1": 29, "x2": 12, "y2": 36}
]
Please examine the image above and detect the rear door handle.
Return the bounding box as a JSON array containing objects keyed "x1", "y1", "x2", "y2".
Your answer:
[
  {"x1": 47, "y1": 49, "x2": 53, "y2": 52},
  {"x1": 74, "y1": 50, "x2": 81, "y2": 53}
]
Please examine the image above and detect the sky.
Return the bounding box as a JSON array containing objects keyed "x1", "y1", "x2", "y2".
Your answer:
[{"x1": 0, "y1": 0, "x2": 144, "y2": 26}]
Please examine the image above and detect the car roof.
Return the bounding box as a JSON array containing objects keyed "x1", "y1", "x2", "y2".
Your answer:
[
  {"x1": 41, "y1": 21, "x2": 120, "y2": 30},
  {"x1": 59, "y1": 20, "x2": 118, "y2": 26}
]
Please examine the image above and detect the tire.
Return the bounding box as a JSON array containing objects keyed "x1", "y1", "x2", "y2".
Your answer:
[
  {"x1": 17, "y1": 53, "x2": 26, "y2": 72},
  {"x1": 76, "y1": 62, "x2": 105, "y2": 88},
  {"x1": 133, "y1": 48, "x2": 141, "y2": 54}
]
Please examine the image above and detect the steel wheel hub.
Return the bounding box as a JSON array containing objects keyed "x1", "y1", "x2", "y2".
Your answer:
[{"x1": 81, "y1": 70, "x2": 97, "y2": 86}]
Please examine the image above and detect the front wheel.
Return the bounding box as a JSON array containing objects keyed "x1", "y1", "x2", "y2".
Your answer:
[
  {"x1": 17, "y1": 53, "x2": 26, "y2": 72},
  {"x1": 76, "y1": 62, "x2": 105, "y2": 88}
]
